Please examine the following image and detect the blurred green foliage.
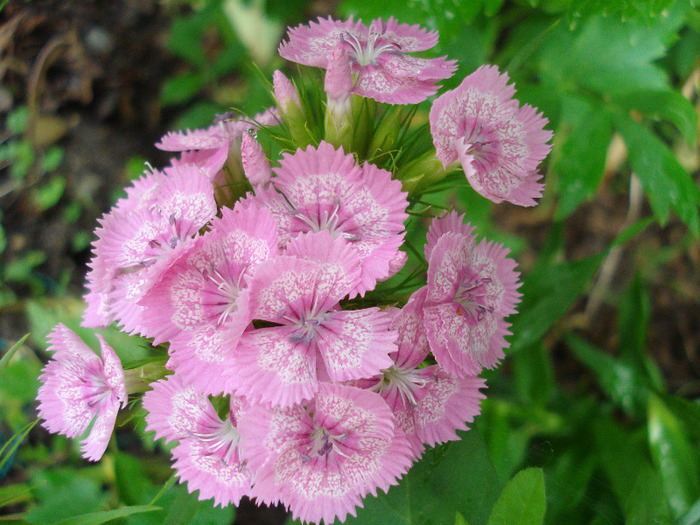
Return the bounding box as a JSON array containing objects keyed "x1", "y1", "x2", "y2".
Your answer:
[{"x1": 1, "y1": 0, "x2": 699, "y2": 524}]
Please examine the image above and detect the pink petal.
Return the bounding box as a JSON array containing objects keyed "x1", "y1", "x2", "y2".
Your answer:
[
  {"x1": 429, "y1": 65, "x2": 552, "y2": 206},
  {"x1": 316, "y1": 308, "x2": 396, "y2": 381},
  {"x1": 229, "y1": 326, "x2": 319, "y2": 407}
]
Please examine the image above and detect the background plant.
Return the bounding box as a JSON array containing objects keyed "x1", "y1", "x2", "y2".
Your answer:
[{"x1": 1, "y1": 0, "x2": 698, "y2": 524}]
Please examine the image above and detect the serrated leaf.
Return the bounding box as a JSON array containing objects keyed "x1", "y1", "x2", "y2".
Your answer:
[
  {"x1": 617, "y1": 89, "x2": 698, "y2": 146},
  {"x1": 345, "y1": 430, "x2": 500, "y2": 525},
  {"x1": 614, "y1": 112, "x2": 700, "y2": 235},
  {"x1": 53, "y1": 506, "x2": 160, "y2": 525},
  {"x1": 568, "y1": 0, "x2": 677, "y2": 24},
  {"x1": 487, "y1": 468, "x2": 546, "y2": 525},
  {"x1": 648, "y1": 394, "x2": 700, "y2": 518},
  {"x1": 510, "y1": 253, "x2": 605, "y2": 354},
  {"x1": 552, "y1": 95, "x2": 612, "y2": 218},
  {"x1": 538, "y1": 16, "x2": 669, "y2": 98}
]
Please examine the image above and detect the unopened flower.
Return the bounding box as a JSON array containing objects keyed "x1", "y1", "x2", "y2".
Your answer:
[
  {"x1": 273, "y1": 70, "x2": 302, "y2": 115},
  {"x1": 37, "y1": 324, "x2": 126, "y2": 461},
  {"x1": 279, "y1": 16, "x2": 456, "y2": 104},
  {"x1": 238, "y1": 383, "x2": 413, "y2": 524},
  {"x1": 430, "y1": 65, "x2": 552, "y2": 206}
]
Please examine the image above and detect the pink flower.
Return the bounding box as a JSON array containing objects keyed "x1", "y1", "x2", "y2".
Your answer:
[
  {"x1": 429, "y1": 65, "x2": 552, "y2": 206},
  {"x1": 255, "y1": 141, "x2": 408, "y2": 297},
  {"x1": 139, "y1": 202, "x2": 278, "y2": 395},
  {"x1": 359, "y1": 289, "x2": 486, "y2": 457},
  {"x1": 37, "y1": 324, "x2": 126, "y2": 461},
  {"x1": 279, "y1": 17, "x2": 456, "y2": 104},
  {"x1": 423, "y1": 214, "x2": 521, "y2": 376},
  {"x1": 156, "y1": 109, "x2": 281, "y2": 176},
  {"x1": 83, "y1": 163, "x2": 217, "y2": 335},
  {"x1": 238, "y1": 383, "x2": 413, "y2": 524},
  {"x1": 143, "y1": 375, "x2": 252, "y2": 506},
  {"x1": 229, "y1": 231, "x2": 396, "y2": 407}
]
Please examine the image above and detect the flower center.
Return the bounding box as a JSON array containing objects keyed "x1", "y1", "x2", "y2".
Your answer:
[
  {"x1": 341, "y1": 30, "x2": 399, "y2": 67},
  {"x1": 301, "y1": 426, "x2": 349, "y2": 462},
  {"x1": 371, "y1": 365, "x2": 428, "y2": 407},
  {"x1": 291, "y1": 200, "x2": 359, "y2": 242},
  {"x1": 454, "y1": 276, "x2": 493, "y2": 322},
  {"x1": 203, "y1": 267, "x2": 243, "y2": 326},
  {"x1": 288, "y1": 312, "x2": 327, "y2": 344},
  {"x1": 191, "y1": 415, "x2": 242, "y2": 468}
]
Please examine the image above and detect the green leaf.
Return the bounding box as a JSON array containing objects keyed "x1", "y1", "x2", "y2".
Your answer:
[
  {"x1": 480, "y1": 400, "x2": 533, "y2": 484},
  {"x1": 617, "y1": 89, "x2": 698, "y2": 146},
  {"x1": 593, "y1": 415, "x2": 671, "y2": 524},
  {"x1": 115, "y1": 452, "x2": 156, "y2": 506},
  {"x1": 0, "y1": 483, "x2": 33, "y2": 508},
  {"x1": 510, "y1": 253, "x2": 605, "y2": 353},
  {"x1": 567, "y1": 334, "x2": 648, "y2": 417},
  {"x1": 551, "y1": 95, "x2": 612, "y2": 218},
  {"x1": 679, "y1": 497, "x2": 700, "y2": 525},
  {"x1": 512, "y1": 342, "x2": 554, "y2": 408},
  {"x1": 456, "y1": 511, "x2": 470, "y2": 525},
  {"x1": 31, "y1": 175, "x2": 66, "y2": 211},
  {"x1": 568, "y1": 0, "x2": 677, "y2": 23},
  {"x1": 26, "y1": 470, "x2": 111, "y2": 524},
  {"x1": 0, "y1": 420, "x2": 39, "y2": 478},
  {"x1": 618, "y1": 274, "x2": 664, "y2": 389},
  {"x1": 160, "y1": 72, "x2": 207, "y2": 107},
  {"x1": 538, "y1": 15, "x2": 668, "y2": 99},
  {"x1": 53, "y1": 506, "x2": 161, "y2": 525},
  {"x1": 648, "y1": 394, "x2": 700, "y2": 518},
  {"x1": 0, "y1": 333, "x2": 30, "y2": 373},
  {"x1": 345, "y1": 430, "x2": 501, "y2": 525},
  {"x1": 614, "y1": 112, "x2": 700, "y2": 235},
  {"x1": 487, "y1": 468, "x2": 546, "y2": 525}
]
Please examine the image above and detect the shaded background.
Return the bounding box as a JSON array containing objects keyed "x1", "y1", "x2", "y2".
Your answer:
[{"x1": 1, "y1": 1, "x2": 699, "y2": 524}]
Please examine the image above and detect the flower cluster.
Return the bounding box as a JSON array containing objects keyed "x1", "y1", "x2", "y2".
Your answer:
[{"x1": 35, "y1": 15, "x2": 551, "y2": 525}]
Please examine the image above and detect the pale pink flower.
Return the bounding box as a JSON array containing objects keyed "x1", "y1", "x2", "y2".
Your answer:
[
  {"x1": 229, "y1": 231, "x2": 396, "y2": 407},
  {"x1": 430, "y1": 65, "x2": 552, "y2": 206},
  {"x1": 423, "y1": 215, "x2": 521, "y2": 375},
  {"x1": 238, "y1": 383, "x2": 413, "y2": 524},
  {"x1": 37, "y1": 324, "x2": 126, "y2": 461},
  {"x1": 279, "y1": 16, "x2": 456, "y2": 104},
  {"x1": 143, "y1": 375, "x2": 252, "y2": 506},
  {"x1": 358, "y1": 289, "x2": 486, "y2": 457},
  {"x1": 156, "y1": 109, "x2": 281, "y2": 175},
  {"x1": 83, "y1": 163, "x2": 217, "y2": 334},
  {"x1": 139, "y1": 203, "x2": 278, "y2": 395},
  {"x1": 255, "y1": 141, "x2": 408, "y2": 296}
]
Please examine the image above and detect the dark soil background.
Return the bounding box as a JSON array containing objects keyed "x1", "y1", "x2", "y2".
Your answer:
[{"x1": 1, "y1": 0, "x2": 698, "y2": 523}]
